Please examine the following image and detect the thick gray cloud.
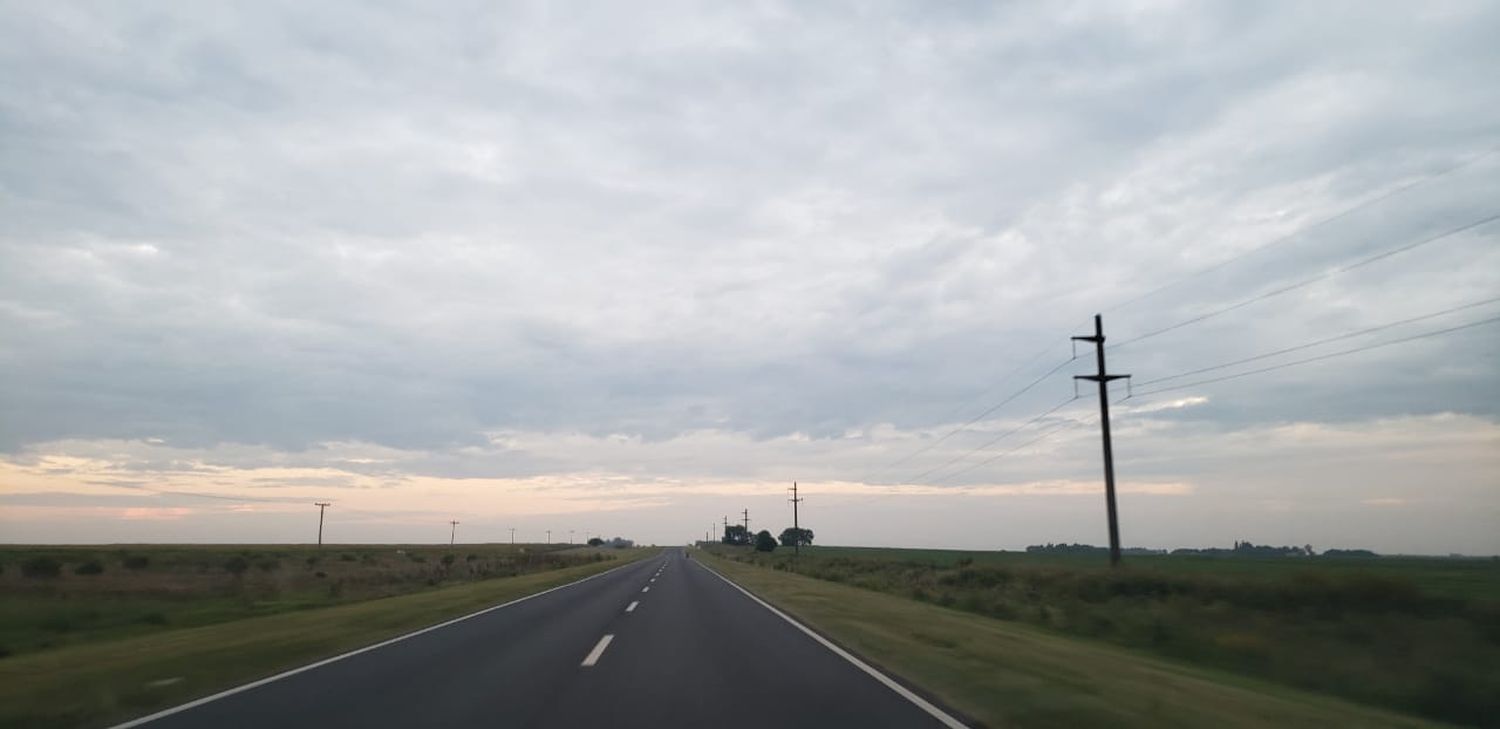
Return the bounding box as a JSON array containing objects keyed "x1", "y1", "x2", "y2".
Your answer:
[{"x1": 1, "y1": 1, "x2": 1498, "y2": 550}]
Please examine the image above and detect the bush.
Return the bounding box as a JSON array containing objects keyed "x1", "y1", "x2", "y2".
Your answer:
[
  {"x1": 73, "y1": 560, "x2": 105, "y2": 575},
  {"x1": 339, "y1": 553, "x2": 357, "y2": 562},
  {"x1": 223, "y1": 556, "x2": 250, "y2": 576},
  {"x1": 441, "y1": 554, "x2": 456, "y2": 566},
  {"x1": 21, "y1": 556, "x2": 62, "y2": 578},
  {"x1": 255, "y1": 558, "x2": 281, "y2": 572},
  {"x1": 122, "y1": 555, "x2": 150, "y2": 570}
]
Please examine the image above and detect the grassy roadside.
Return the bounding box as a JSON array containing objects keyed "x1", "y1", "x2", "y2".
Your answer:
[
  {"x1": 702, "y1": 552, "x2": 1443, "y2": 729},
  {"x1": 0, "y1": 548, "x2": 656, "y2": 729}
]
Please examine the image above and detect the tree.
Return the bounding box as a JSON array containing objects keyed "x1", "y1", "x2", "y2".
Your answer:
[
  {"x1": 587, "y1": 537, "x2": 605, "y2": 547},
  {"x1": 754, "y1": 530, "x2": 777, "y2": 552},
  {"x1": 778, "y1": 527, "x2": 814, "y2": 547},
  {"x1": 722, "y1": 524, "x2": 751, "y2": 546}
]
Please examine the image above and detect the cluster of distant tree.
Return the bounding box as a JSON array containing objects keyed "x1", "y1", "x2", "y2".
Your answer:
[
  {"x1": 1026, "y1": 541, "x2": 1381, "y2": 558},
  {"x1": 716, "y1": 526, "x2": 813, "y2": 552},
  {"x1": 1025, "y1": 543, "x2": 1165, "y2": 556},
  {"x1": 585, "y1": 537, "x2": 634, "y2": 549}
]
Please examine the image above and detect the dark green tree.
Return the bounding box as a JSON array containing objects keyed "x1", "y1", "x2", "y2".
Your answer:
[
  {"x1": 587, "y1": 537, "x2": 605, "y2": 547},
  {"x1": 778, "y1": 527, "x2": 814, "y2": 547},
  {"x1": 722, "y1": 524, "x2": 751, "y2": 546},
  {"x1": 754, "y1": 530, "x2": 777, "y2": 552}
]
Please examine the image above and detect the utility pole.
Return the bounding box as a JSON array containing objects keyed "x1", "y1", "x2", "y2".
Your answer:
[
  {"x1": 546, "y1": 529, "x2": 551, "y2": 545},
  {"x1": 723, "y1": 515, "x2": 729, "y2": 543},
  {"x1": 1073, "y1": 314, "x2": 1131, "y2": 568},
  {"x1": 314, "y1": 502, "x2": 331, "y2": 547},
  {"x1": 449, "y1": 520, "x2": 459, "y2": 546},
  {"x1": 509, "y1": 527, "x2": 515, "y2": 545},
  {"x1": 569, "y1": 529, "x2": 574, "y2": 544},
  {"x1": 742, "y1": 508, "x2": 750, "y2": 536},
  {"x1": 789, "y1": 482, "x2": 804, "y2": 556}
]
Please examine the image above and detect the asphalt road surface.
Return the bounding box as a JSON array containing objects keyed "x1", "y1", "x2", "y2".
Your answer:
[{"x1": 118, "y1": 549, "x2": 963, "y2": 728}]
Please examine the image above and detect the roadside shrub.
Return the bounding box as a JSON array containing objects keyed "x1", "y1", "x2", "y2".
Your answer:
[
  {"x1": 21, "y1": 556, "x2": 62, "y2": 578},
  {"x1": 255, "y1": 558, "x2": 280, "y2": 572},
  {"x1": 339, "y1": 553, "x2": 357, "y2": 562},
  {"x1": 223, "y1": 556, "x2": 249, "y2": 576},
  {"x1": 441, "y1": 554, "x2": 456, "y2": 566},
  {"x1": 305, "y1": 556, "x2": 319, "y2": 567},
  {"x1": 465, "y1": 554, "x2": 479, "y2": 562},
  {"x1": 73, "y1": 560, "x2": 105, "y2": 575},
  {"x1": 123, "y1": 555, "x2": 150, "y2": 570},
  {"x1": 314, "y1": 571, "x2": 327, "y2": 579}
]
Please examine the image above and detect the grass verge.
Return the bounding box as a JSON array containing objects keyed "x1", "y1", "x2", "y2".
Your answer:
[
  {"x1": 702, "y1": 552, "x2": 1443, "y2": 729},
  {"x1": 0, "y1": 549, "x2": 655, "y2": 729}
]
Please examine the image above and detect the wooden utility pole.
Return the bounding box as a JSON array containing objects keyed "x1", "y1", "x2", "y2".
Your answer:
[
  {"x1": 449, "y1": 520, "x2": 459, "y2": 545},
  {"x1": 314, "y1": 502, "x2": 331, "y2": 547},
  {"x1": 789, "y1": 482, "x2": 804, "y2": 556},
  {"x1": 509, "y1": 527, "x2": 515, "y2": 544},
  {"x1": 1073, "y1": 314, "x2": 1131, "y2": 567},
  {"x1": 742, "y1": 508, "x2": 750, "y2": 538}
]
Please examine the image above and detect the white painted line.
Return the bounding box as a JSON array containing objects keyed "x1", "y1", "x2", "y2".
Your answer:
[
  {"x1": 696, "y1": 562, "x2": 969, "y2": 729},
  {"x1": 580, "y1": 634, "x2": 614, "y2": 666},
  {"x1": 641, "y1": 585, "x2": 650, "y2": 592},
  {"x1": 626, "y1": 600, "x2": 639, "y2": 613},
  {"x1": 108, "y1": 558, "x2": 649, "y2": 729},
  {"x1": 650, "y1": 577, "x2": 656, "y2": 583}
]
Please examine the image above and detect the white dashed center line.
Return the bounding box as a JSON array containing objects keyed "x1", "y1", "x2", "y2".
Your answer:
[
  {"x1": 641, "y1": 586, "x2": 650, "y2": 593},
  {"x1": 626, "y1": 601, "x2": 639, "y2": 613},
  {"x1": 580, "y1": 635, "x2": 614, "y2": 667}
]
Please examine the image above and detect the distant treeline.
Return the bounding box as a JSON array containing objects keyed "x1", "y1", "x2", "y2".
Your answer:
[{"x1": 1025, "y1": 541, "x2": 1379, "y2": 558}]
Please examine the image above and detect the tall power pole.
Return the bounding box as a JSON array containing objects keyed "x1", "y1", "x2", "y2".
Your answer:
[
  {"x1": 789, "y1": 482, "x2": 804, "y2": 556},
  {"x1": 723, "y1": 515, "x2": 729, "y2": 542},
  {"x1": 546, "y1": 529, "x2": 551, "y2": 545},
  {"x1": 742, "y1": 508, "x2": 750, "y2": 536},
  {"x1": 509, "y1": 527, "x2": 516, "y2": 544},
  {"x1": 314, "y1": 503, "x2": 331, "y2": 547},
  {"x1": 449, "y1": 520, "x2": 459, "y2": 546},
  {"x1": 1073, "y1": 314, "x2": 1131, "y2": 567}
]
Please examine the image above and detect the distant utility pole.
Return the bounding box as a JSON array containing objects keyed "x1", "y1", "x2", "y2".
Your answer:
[
  {"x1": 569, "y1": 529, "x2": 575, "y2": 544},
  {"x1": 509, "y1": 527, "x2": 516, "y2": 544},
  {"x1": 742, "y1": 508, "x2": 750, "y2": 536},
  {"x1": 449, "y1": 520, "x2": 460, "y2": 546},
  {"x1": 546, "y1": 529, "x2": 552, "y2": 545},
  {"x1": 723, "y1": 515, "x2": 729, "y2": 541},
  {"x1": 789, "y1": 482, "x2": 804, "y2": 556},
  {"x1": 314, "y1": 502, "x2": 331, "y2": 547},
  {"x1": 1073, "y1": 314, "x2": 1131, "y2": 568}
]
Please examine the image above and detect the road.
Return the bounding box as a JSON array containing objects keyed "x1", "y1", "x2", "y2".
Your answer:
[{"x1": 119, "y1": 549, "x2": 963, "y2": 728}]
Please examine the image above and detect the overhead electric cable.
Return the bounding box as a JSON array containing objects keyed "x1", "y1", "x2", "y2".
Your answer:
[
  {"x1": 1135, "y1": 294, "x2": 1500, "y2": 387},
  {"x1": 1110, "y1": 211, "x2": 1500, "y2": 350},
  {"x1": 902, "y1": 396, "x2": 1079, "y2": 485},
  {"x1": 1105, "y1": 147, "x2": 1498, "y2": 314},
  {"x1": 1130, "y1": 314, "x2": 1500, "y2": 399}
]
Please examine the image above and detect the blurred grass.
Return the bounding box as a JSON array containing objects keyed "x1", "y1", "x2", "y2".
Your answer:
[
  {"x1": 0, "y1": 546, "x2": 654, "y2": 729},
  {"x1": 0, "y1": 543, "x2": 600, "y2": 657},
  {"x1": 704, "y1": 551, "x2": 1443, "y2": 729},
  {"x1": 707, "y1": 545, "x2": 1499, "y2": 726}
]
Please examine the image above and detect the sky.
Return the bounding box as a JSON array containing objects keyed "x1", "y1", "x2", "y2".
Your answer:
[{"x1": 1, "y1": 1, "x2": 1497, "y2": 554}]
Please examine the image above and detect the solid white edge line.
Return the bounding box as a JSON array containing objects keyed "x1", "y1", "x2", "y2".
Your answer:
[
  {"x1": 695, "y1": 561, "x2": 969, "y2": 729},
  {"x1": 108, "y1": 557, "x2": 652, "y2": 729},
  {"x1": 626, "y1": 600, "x2": 639, "y2": 613},
  {"x1": 580, "y1": 634, "x2": 615, "y2": 666}
]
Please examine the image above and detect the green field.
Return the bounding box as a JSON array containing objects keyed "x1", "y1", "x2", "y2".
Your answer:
[
  {"x1": 707, "y1": 545, "x2": 1500, "y2": 726},
  {"x1": 0, "y1": 544, "x2": 653, "y2": 728},
  {"x1": 702, "y1": 552, "x2": 1441, "y2": 729}
]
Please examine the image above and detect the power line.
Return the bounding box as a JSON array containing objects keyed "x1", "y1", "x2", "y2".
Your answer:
[
  {"x1": 1110, "y1": 211, "x2": 1500, "y2": 350},
  {"x1": 861, "y1": 354, "x2": 1079, "y2": 482},
  {"x1": 1136, "y1": 294, "x2": 1500, "y2": 387},
  {"x1": 1130, "y1": 314, "x2": 1500, "y2": 399},
  {"x1": 902, "y1": 396, "x2": 1080, "y2": 485},
  {"x1": 937, "y1": 410, "x2": 1099, "y2": 484},
  {"x1": 1105, "y1": 147, "x2": 1498, "y2": 314}
]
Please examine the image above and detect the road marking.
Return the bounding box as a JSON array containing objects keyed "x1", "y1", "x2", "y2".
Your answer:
[
  {"x1": 626, "y1": 600, "x2": 639, "y2": 613},
  {"x1": 650, "y1": 577, "x2": 656, "y2": 582},
  {"x1": 580, "y1": 634, "x2": 614, "y2": 666},
  {"x1": 696, "y1": 561, "x2": 970, "y2": 729},
  {"x1": 641, "y1": 585, "x2": 650, "y2": 592},
  {"x1": 107, "y1": 557, "x2": 654, "y2": 729}
]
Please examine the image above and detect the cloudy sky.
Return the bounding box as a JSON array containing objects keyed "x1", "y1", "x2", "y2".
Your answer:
[{"x1": 2, "y1": 1, "x2": 1497, "y2": 553}]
